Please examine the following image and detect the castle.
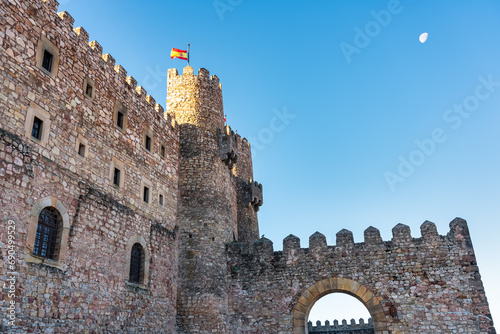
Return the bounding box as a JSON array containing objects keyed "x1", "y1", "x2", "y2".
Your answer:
[{"x1": 0, "y1": 0, "x2": 496, "y2": 333}]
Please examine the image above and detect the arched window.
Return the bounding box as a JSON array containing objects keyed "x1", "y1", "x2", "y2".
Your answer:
[
  {"x1": 25, "y1": 197, "x2": 70, "y2": 270},
  {"x1": 125, "y1": 235, "x2": 149, "y2": 289},
  {"x1": 129, "y1": 243, "x2": 145, "y2": 284},
  {"x1": 33, "y1": 207, "x2": 62, "y2": 259}
]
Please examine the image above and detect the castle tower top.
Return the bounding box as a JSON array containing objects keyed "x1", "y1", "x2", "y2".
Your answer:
[{"x1": 167, "y1": 66, "x2": 223, "y2": 130}]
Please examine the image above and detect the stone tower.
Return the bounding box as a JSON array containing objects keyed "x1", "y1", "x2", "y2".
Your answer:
[{"x1": 167, "y1": 66, "x2": 261, "y2": 332}]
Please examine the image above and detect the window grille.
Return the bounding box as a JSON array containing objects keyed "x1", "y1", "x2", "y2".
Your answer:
[{"x1": 33, "y1": 207, "x2": 61, "y2": 259}]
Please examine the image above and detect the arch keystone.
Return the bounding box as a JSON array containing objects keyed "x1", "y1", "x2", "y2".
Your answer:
[
  {"x1": 336, "y1": 277, "x2": 346, "y2": 290},
  {"x1": 329, "y1": 276, "x2": 338, "y2": 290}
]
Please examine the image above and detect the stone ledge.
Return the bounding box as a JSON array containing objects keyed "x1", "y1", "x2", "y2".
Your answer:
[
  {"x1": 24, "y1": 251, "x2": 66, "y2": 271},
  {"x1": 126, "y1": 281, "x2": 149, "y2": 291}
]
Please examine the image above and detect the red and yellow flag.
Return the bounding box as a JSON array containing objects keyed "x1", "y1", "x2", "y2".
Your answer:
[{"x1": 171, "y1": 48, "x2": 188, "y2": 60}]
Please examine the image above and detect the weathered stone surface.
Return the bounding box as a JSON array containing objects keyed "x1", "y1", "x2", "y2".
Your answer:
[
  {"x1": 0, "y1": 1, "x2": 495, "y2": 334},
  {"x1": 227, "y1": 221, "x2": 496, "y2": 333},
  {"x1": 0, "y1": 0, "x2": 180, "y2": 332}
]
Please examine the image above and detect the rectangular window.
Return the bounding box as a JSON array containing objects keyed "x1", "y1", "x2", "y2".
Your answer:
[
  {"x1": 143, "y1": 186, "x2": 149, "y2": 203},
  {"x1": 117, "y1": 111, "x2": 124, "y2": 129},
  {"x1": 85, "y1": 83, "x2": 93, "y2": 98},
  {"x1": 145, "y1": 135, "x2": 151, "y2": 152},
  {"x1": 113, "y1": 168, "x2": 121, "y2": 187},
  {"x1": 159, "y1": 194, "x2": 164, "y2": 206},
  {"x1": 78, "y1": 143, "x2": 86, "y2": 157},
  {"x1": 160, "y1": 145, "x2": 165, "y2": 158},
  {"x1": 31, "y1": 116, "x2": 43, "y2": 140},
  {"x1": 42, "y1": 50, "x2": 53, "y2": 72}
]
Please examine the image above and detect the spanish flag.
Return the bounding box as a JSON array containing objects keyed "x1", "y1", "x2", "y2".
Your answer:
[{"x1": 171, "y1": 48, "x2": 188, "y2": 61}]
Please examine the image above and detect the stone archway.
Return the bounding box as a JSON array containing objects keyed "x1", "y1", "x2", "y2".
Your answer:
[{"x1": 292, "y1": 277, "x2": 389, "y2": 334}]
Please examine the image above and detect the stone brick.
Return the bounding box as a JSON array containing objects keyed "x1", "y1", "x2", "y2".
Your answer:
[{"x1": 0, "y1": 1, "x2": 495, "y2": 334}]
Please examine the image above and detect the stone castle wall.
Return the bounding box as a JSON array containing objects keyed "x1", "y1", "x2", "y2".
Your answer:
[
  {"x1": 0, "y1": 0, "x2": 180, "y2": 332},
  {"x1": 227, "y1": 220, "x2": 495, "y2": 334},
  {"x1": 0, "y1": 0, "x2": 496, "y2": 333}
]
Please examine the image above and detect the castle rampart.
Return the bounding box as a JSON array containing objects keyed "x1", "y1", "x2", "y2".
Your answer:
[{"x1": 226, "y1": 219, "x2": 495, "y2": 333}]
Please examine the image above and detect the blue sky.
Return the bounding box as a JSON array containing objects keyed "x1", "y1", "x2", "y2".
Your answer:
[{"x1": 59, "y1": 0, "x2": 500, "y2": 326}]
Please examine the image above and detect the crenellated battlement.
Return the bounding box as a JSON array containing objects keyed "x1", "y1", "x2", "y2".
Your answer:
[
  {"x1": 166, "y1": 65, "x2": 224, "y2": 131},
  {"x1": 73, "y1": 26, "x2": 89, "y2": 42},
  {"x1": 57, "y1": 11, "x2": 74, "y2": 27},
  {"x1": 236, "y1": 135, "x2": 251, "y2": 151},
  {"x1": 38, "y1": 0, "x2": 174, "y2": 132},
  {"x1": 42, "y1": 0, "x2": 58, "y2": 11},
  {"x1": 228, "y1": 218, "x2": 475, "y2": 262},
  {"x1": 308, "y1": 318, "x2": 374, "y2": 333},
  {"x1": 167, "y1": 66, "x2": 222, "y2": 90},
  {"x1": 0, "y1": 0, "x2": 180, "y2": 223},
  {"x1": 227, "y1": 218, "x2": 494, "y2": 333},
  {"x1": 37, "y1": 0, "x2": 173, "y2": 130}
]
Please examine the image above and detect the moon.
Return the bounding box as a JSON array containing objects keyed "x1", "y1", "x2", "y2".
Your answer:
[{"x1": 419, "y1": 32, "x2": 428, "y2": 43}]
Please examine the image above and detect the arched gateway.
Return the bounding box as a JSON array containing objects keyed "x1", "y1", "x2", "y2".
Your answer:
[
  {"x1": 226, "y1": 221, "x2": 495, "y2": 333},
  {"x1": 293, "y1": 277, "x2": 388, "y2": 334}
]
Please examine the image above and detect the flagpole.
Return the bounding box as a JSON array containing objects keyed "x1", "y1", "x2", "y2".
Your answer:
[{"x1": 187, "y1": 43, "x2": 190, "y2": 67}]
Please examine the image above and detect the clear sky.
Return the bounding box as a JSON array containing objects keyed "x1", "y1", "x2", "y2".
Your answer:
[{"x1": 58, "y1": 0, "x2": 500, "y2": 326}]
